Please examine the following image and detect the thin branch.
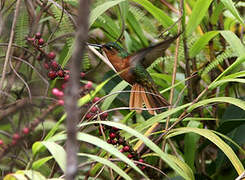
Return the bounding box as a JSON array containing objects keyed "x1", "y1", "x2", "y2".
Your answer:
[
  {"x1": 0, "y1": 98, "x2": 31, "y2": 121},
  {"x1": 0, "y1": 0, "x2": 21, "y2": 92},
  {"x1": 165, "y1": 2, "x2": 182, "y2": 130}
]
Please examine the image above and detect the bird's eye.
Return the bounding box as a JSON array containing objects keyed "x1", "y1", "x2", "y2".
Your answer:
[{"x1": 105, "y1": 45, "x2": 112, "y2": 50}]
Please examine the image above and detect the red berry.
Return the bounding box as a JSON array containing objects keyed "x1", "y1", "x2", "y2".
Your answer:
[
  {"x1": 48, "y1": 71, "x2": 57, "y2": 79},
  {"x1": 52, "y1": 88, "x2": 60, "y2": 96},
  {"x1": 100, "y1": 112, "x2": 108, "y2": 120},
  {"x1": 118, "y1": 137, "x2": 125, "y2": 145},
  {"x1": 0, "y1": 139, "x2": 3, "y2": 145},
  {"x1": 58, "y1": 99, "x2": 64, "y2": 105},
  {"x1": 37, "y1": 54, "x2": 43, "y2": 61},
  {"x1": 80, "y1": 72, "x2": 86, "y2": 78},
  {"x1": 107, "y1": 139, "x2": 112, "y2": 144},
  {"x1": 123, "y1": 145, "x2": 130, "y2": 152},
  {"x1": 35, "y1": 32, "x2": 42, "y2": 39},
  {"x1": 51, "y1": 61, "x2": 58, "y2": 69},
  {"x1": 43, "y1": 62, "x2": 50, "y2": 69},
  {"x1": 57, "y1": 70, "x2": 64, "y2": 77},
  {"x1": 22, "y1": 127, "x2": 29, "y2": 135},
  {"x1": 48, "y1": 52, "x2": 56, "y2": 59},
  {"x1": 128, "y1": 154, "x2": 133, "y2": 159},
  {"x1": 85, "y1": 113, "x2": 93, "y2": 119},
  {"x1": 139, "y1": 159, "x2": 144, "y2": 163},
  {"x1": 61, "y1": 83, "x2": 67, "y2": 89},
  {"x1": 112, "y1": 126, "x2": 119, "y2": 131},
  {"x1": 109, "y1": 132, "x2": 116, "y2": 139},
  {"x1": 111, "y1": 139, "x2": 117, "y2": 145},
  {"x1": 90, "y1": 107, "x2": 98, "y2": 113},
  {"x1": 64, "y1": 74, "x2": 70, "y2": 81},
  {"x1": 57, "y1": 91, "x2": 64, "y2": 98},
  {"x1": 85, "y1": 81, "x2": 93, "y2": 89},
  {"x1": 141, "y1": 166, "x2": 146, "y2": 170},
  {"x1": 13, "y1": 133, "x2": 20, "y2": 140},
  {"x1": 93, "y1": 97, "x2": 100, "y2": 103},
  {"x1": 38, "y1": 38, "x2": 44, "y2": 45},
  {"x1": 120, "y1": 149, "x2": 124, "y2": 153}
]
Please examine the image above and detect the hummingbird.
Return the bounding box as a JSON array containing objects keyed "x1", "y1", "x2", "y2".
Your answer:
[{"x1": 89, "y1": 34, "x2": 180, "y2": 115}]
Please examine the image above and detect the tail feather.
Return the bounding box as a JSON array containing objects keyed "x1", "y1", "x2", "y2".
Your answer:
[
  {"x1": 146, "y1": 87, "x2": 169, "y2": 109},
  {"x1": 130, "y1": 84, "x2": 169, "y2": 115},
  {"x1": 129, "y1": 85, "x2": 136, "y2": 110},
  {"x1": 134, "y1": 84, "x2": 143, "y2": 113}
]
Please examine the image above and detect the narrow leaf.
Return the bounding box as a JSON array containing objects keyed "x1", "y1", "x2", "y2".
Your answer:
[
  {"x1": 220, "y1": 31, "x2": 245, "y2": 57},
  {"x1": 39, "y1": 142, "x2": 66, "y2": 172},
  {"x1": 190, "y1": 31, "x2": 219, "y2": 58},
  {"x1": 78, "y1": 153, "x2": 132, "y2": 180},
  {"x1": 187, "y1": 97, "x2": 245, "y2": 112},
  {"x1": 220, "y1": 0, "x2": 244, "y2": 24},
  {"x1": 77, "y1": 133, "x2": 148, "y2": 179},
  {"x1": 186, "y1": 0, "x2": 213, "y2": 36},
  {"x1": 90, "y1": 0, "x2": 126, "y2": 27},
  {"x1": 167, "y1": 127, "x2": 245, "y2": 175},
  {"x1": 79, "y1": 121, "x2": 194, "y2": 180},
  {"x1": 131, "y1": 0, "x2": 177, "y2": 33}
]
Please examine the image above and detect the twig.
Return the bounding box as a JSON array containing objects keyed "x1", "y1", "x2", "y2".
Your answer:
[
  {"x1": 160, "y1": 0, "x2": 179, "y2": 14},
  {"x1": 165, "y1": 2, "x2": 182, "y2": 130},
  {"x1": 64, "y1": 0, "x2": 90, "y2": 179},
  {"x1": 0, "y1": 0, "x2": 21, "y2": 93},
  {"x1": 160, "y1": 0, "x2": 182, "y2": 171},
  {"x1": 0, "y1": 98, "x2": 31, "y2": 121},
  {"x1": 0, "y1": 103, "x2": 58, "y2": 160}
]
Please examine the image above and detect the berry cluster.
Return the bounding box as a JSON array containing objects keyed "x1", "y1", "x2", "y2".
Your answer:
[
  {"x1": 83, "y1": 97, "x2": 146, "y2": 170},
  {"x1": 85, "y1": 96, "x2": 108, "y2": 120},
  {"x1": 0, "y1": 125, "x2": 32, "y2": 147},
  {"x1": 105, "y1": 125, "x2": 146, "y2": 170},
  {"x1": 52, "y1": 88, "x2": 64, "y2": 105},
  {"x1": 27, "y1": 32, "x2": 68, "y2": 80}
]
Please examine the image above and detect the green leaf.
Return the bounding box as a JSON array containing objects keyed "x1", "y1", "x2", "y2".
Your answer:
[
  {"x1": 211, "y1": 3, "x2": 225, "y2": 25},
  {"x1": 93, "y1": 14, "x2": 120, "y2": 40},
  {"x1": 187, "y1": 97, "x2": 245, "y2": 112},
  {"x1": 213, "y1": 131, "x2": 245, "y2": 155},
  {"x1": 3, "y1": 174, "x2": 28, "y2": 180},
  {"x1": 90, "y1": 0, "x2": 126, "y2": 27},
  {"x1": 32, "y1": 156, "x2": 53, "y2": 170},
  {"x1": 78, "y1": 153, "x2": 132, "y2": 180},
  {"x1": 127, "y1": 11, "x2": 149, "y2": 47},
  {"x1": 220, "y1": 0, "x2": 244, "y2": 25},
  {"x1": 212, "y1": 55, "x2": 245, "y2": 82},
  {"x1": 186, "y1": 0, "x2": 213, "y2": 36},
  {"x1": 217, "y1": 101, "x2": 245, "y2": 136},
  {"x1": 184, "y1": 121, "x2": 202, "y2": 172},
  {"x1": 16, "y1": 170, "x2": 46, "y2": 180},
  {"x1": 101, "y1": 80, "x2": 129, "y2": 110},
  {"x1": 38, "y1": 141, "x2": 66, "y2": 172},
  {"x1": 167, "y1": 127, "x2": 245, "y2": 175},
  {"x1": 119, "y1": 0, "x2": 129, "y2": 20},
  {"x1": 208, "y1": 78, "x2": 245, "y2": 90},
  {"x1": 125, "y1": 103, "x2": 191, "y2": 139},
  {"x1": 131, "y1": 0, "x2": 176, "y2": 33},
  {"x1": 79, "y1": 121, "x2": 194, "y2": 180},
  {"x1": 189, "y1": 31, "x2": 220, "y2": 58},
  {"x1": 220, "y1": 31, "x2": 245, "y2": 57}
]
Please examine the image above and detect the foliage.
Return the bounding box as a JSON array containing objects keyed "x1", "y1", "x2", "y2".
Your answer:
[{"x1": 0, "y1": 0, "x2": 244, "y2": 180}]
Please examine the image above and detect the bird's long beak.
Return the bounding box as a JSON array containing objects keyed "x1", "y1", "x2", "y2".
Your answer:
[{"x1": 86, "y1": 43, "x2": 103, "y2": 48}]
